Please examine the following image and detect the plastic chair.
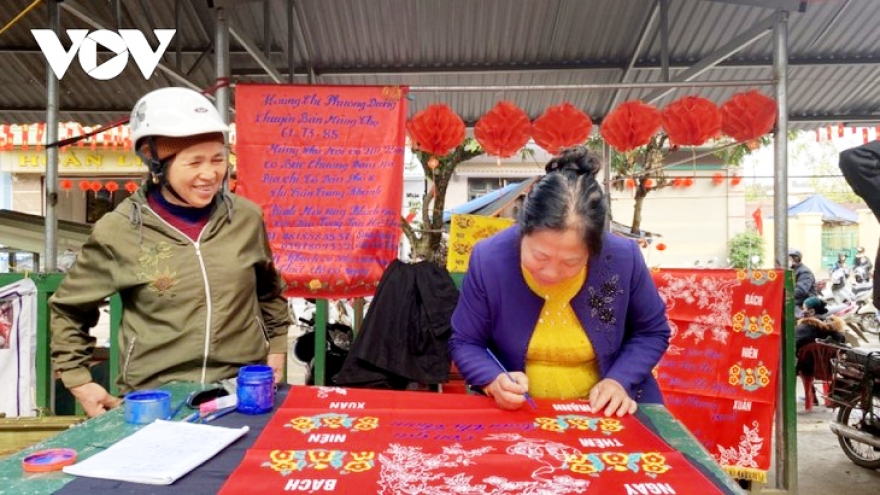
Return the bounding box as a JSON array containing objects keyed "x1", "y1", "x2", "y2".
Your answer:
[{"x1": 796, "y1": 342, "x2": 838, "y2": 412}]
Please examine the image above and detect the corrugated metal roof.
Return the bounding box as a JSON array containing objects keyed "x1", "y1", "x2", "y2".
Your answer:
[{"x1": 0, "y1": 0, "x2": 877, "y2": 129}]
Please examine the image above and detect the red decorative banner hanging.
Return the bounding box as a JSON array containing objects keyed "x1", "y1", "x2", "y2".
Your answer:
[
  {"x1": 601, "y1": 100, "x2": 662, "y2": 153},
  {"x1": 653, "y1": 268, "x2": 783, "y2": 483},
  {"x1": 720, "y1": 91, "x2": 777, "y2": 143},
  {"x1": 474, "y1": 101, "x2": 532, "y2": 158},
  {"x1": 531, "y1": 102, "x2": 593, "y2": 154},
  {"x1": 661, "y1": 96, "x2": 722, "y2": 146},
  {"x1": 236, "y1": 84, "x2": 408, "y2": 298},
  {"x1": 407, "y1": 103, "x2": 465, "y2": 157}
]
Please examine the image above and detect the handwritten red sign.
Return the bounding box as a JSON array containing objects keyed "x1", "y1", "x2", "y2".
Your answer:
[
  {"x1": 235, "y1": 84, "x2": 408, "y2": 297},
  {"x1": 653, "y1": 268, "x2": 783, "y2": 483}
]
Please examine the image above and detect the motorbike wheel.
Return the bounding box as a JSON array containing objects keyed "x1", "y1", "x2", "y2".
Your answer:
[
  {"x1": 856, "y1": 313, "x2": 880, "y2": 335},
  {"x1": 836, "y1": 397, "x2": 880, "y2": 469}
]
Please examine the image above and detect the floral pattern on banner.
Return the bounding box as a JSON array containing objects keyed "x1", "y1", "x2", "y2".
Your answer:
[
  {"x1": 262, "y1": 449, "x2": 375, "y2": 475},
  {"x1": 446, "y1": 214, "x2": 514, "y2": 273},
  {"x1": 285, "y1": 413, "x2": 379, "y2": 433},
  {"x1": 654, "y1": 268, "x2": 783, "y2": 483},
  {"x1": 535, "y1": 416, "x2": 624, "y2": 435}
]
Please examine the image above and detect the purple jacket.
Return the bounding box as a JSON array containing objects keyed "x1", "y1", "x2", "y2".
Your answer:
[{"x1": 450, "y1": 226, "x2": 670, "y2": 403}]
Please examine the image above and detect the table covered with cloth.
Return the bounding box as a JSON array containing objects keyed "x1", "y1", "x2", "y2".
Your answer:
[{"x1": 0, "y1": 383, "x2": 745, "y2": 494}]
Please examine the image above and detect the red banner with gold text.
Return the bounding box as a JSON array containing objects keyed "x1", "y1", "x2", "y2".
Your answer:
[
  {"x1": 235, "y1": 85, "x2": 408, "y2": 297},
  {"x1": 652, "y1": 268, "x2": 783, "y2": 483}
]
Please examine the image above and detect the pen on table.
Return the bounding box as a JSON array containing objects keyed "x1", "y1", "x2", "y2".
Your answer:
[
  {"x1": 485, "y1": 348, "x2": 537, "y2": 409},
  {"x1": 201, "y1": 406, "x2": 237, "y2": 424}
]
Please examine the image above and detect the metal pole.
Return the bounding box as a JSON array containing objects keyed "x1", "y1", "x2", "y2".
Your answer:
[
  {"x1": 408, "y1": 79, "x2": 774, "y2": 93},
  {"x1": 772, "y1": 10, "x2": 796, "y2": 494},
  {"x1": 214, "y1": 6, "x2": 230, "y2": 123},
  {"x1": 44, "y1": 0, "x2": 60, "y2": 272}
]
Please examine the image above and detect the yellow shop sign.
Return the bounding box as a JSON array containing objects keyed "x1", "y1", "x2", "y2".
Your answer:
[{"x1": 1, "y1": 150, "x2": 147, "y2": 174}]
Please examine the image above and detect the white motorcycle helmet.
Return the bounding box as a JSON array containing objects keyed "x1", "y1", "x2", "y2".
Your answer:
[{"x1": 130, "y1": 87, "x2": 229, "y2": 178}]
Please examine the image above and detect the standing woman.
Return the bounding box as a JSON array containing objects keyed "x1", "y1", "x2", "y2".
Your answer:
[
  {"x1": 50, "y1": 87, "x2": 291, "y2": 417},
  {"x1": 450, "y1": 146, "x2": 670, "y2": 417}
]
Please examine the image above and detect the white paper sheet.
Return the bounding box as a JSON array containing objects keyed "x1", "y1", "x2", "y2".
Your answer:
[{"x1": 63, "y1": 419, "x2": 249, "y2": 485}]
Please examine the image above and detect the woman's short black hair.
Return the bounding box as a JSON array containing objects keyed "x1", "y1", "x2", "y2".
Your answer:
[{"x1": 518, "y1": 146, "x2": 606, "y2": 256}]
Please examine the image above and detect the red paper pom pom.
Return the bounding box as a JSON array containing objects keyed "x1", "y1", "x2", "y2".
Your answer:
[
  {"x1": 684, "y1": 178, "x2": 694, "y2": 187},
  {"x1": 407, "y1": 104, "x2": 466, "y2": 157},
  {"x1": 78, "y1": 180, "x2": 91, "y2": 192},
  {"x1": 89, "y1": 181, "x2": 102, "y2": 192},
  {"x1": 712, "y1": 172, "x2": 725, "y2": 185},
  {"x1": 656, "y1": 243, "x2": 667, "y2": 251},
  {"x1": 721, "y1": 91, "x2": 777, "y2": 142},
  {"x1": 601, "y1": 100, "x2": 662, "y2": 153},
  {"x1": 124, "y1": 181, "x2": 139, "y2": 193},
  {"x1": 60, "y1": 179, "x2": 73, "y2": 190},
  {"x1": 532, "y1": 102, "x2": 592, "y2": 154},
  {"x1": 104, "y1": 181, "x2": 119, "y2": 193},
  {"x1": 661, "y1": 96, "x2": 722, "y2": 146},
  {"x1": 474, "y1": 101, "x2": 532, "y2": 158}
]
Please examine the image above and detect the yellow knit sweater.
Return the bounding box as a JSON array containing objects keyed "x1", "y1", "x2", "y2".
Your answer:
[{"x1": 523, "y1": 265, "x2": 600, "y2": 399}]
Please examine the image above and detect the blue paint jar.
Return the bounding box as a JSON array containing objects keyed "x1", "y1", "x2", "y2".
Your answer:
[
  {"x1": 236, "y1": 365, "x2": 274, "y2": 414},
  {"x1": 124, "y1": 390, "x2": 172, "y2": 424}
]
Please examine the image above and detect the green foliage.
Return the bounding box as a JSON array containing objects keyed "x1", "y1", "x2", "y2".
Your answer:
[
  {"x1": 728, "y1": 231, "x2": 765, "y2": 268},
  {"x1": 713, "y1": 136, "x2": 771, "y2": 167}
]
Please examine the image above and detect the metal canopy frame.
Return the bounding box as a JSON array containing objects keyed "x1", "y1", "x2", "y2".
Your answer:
[{"x1": 12, "y1": 1, "x2": 863, "y2": 491}]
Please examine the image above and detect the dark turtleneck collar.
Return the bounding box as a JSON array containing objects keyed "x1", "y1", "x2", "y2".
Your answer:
[{"x1": 148, "y1": 187, "x2": 214, "y2": 224}]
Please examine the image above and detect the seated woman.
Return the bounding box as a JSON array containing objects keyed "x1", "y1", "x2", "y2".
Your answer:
[
  {"x1": 449, "y1": 146, "x2": 670, "y2": 417},
  {"x1": 795, "y1": 297, "x2": 845, "y2": 409}
]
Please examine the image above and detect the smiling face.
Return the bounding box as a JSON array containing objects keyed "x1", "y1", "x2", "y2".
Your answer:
[
  {"x1": 520, "y1": 228, "x2": 589, "y2": 286},
  {"x1": 162, "y1": 140, "x2": 226, "y2": 207}
]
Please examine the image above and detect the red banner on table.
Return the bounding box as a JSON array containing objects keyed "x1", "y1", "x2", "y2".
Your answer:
[
  {"x1": 652, "y1": 268, "x2": 783, "y2": 483},
  {"x1": 220, "y1": 386, "x2": 739, "y2": 494},
  {"x1": 235, "y1": 84, "x2": 408, "y2": 298}
]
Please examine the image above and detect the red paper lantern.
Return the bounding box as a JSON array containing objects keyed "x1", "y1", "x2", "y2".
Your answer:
[
  {"x1": 90, "y1": 181, "x2": 103, "y2": 192},
  {"x1": 125, "y1": 181, "x2": 139, "y2": 193},
  {"x1": 720, "y1": 91, "x2": 777, "y2": 142},
  {"x1": 60, "y1": 179, "x2": 73, "y2": 190},
  {"x1": 407, "y1": 104, "x2": 465, "y2": 157},
  {"x1": 673, "y1": 177, "x2": 684, "y2": 187},
  {"x1": 684, "y1": 178, "x2": 694, "y2": 187},
  {"x1": 105, "y1": 181, "x2": 119, "y2": 193},
  {"x1": 600, "y1": 100, "x2": 662, "y2": 153},
  {"x1": 474, "y1": 101, "x2": 532, "y2": 158},
  {"x1": 78, "y1": 180, "x2": 91, "y2": 192},
  {"x1": 656, "y1": 243, "x2": 667, "y2": 251},
  {"x1": 644, "y1": 178, "x2": 655, "y2": 190},
  {"x1": 531, "y1": 102, "x2": 593, "y2": 154},
  {"x1": 625, "y1": 178, "x2": 636, "y2": 188},
  {"x1": 730, "y1": 175, "x2": 742, "y2": 186},
  {"x1": 712, "y1": 172, "x2": 725, "y2": 185},
  {"x1": 661, "y1": 96, "x2": 722, "y2": 146}
]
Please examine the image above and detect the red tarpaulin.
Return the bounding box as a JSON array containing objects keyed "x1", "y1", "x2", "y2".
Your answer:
[
  {"x1": 235, "y1": 84, "x2": 408, "y2": 298},
  {"x1": 652, "y1": 268, "x2": 783, "y2": 483},
  {"x1": 220, "y1": 386, "x2": 739, "y2": 494}
]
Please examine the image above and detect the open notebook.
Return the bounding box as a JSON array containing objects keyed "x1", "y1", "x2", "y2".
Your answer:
[{"x1": 63, "y1": 420, "x2": 248, "y2": 485}]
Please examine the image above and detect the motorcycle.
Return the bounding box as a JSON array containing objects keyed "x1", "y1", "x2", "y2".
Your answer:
[{"x1": 825, "y1": 342, "x2": 880, "y2": 469}]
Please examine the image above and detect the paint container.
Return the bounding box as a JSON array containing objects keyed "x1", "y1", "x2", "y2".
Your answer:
[
  {"x1": 123, "y1": 390, "x2": 172, "y2": 424},
  {"x1": 236, "y1": 365, "x2": 274, "y2": 415},
  {"x1": 22, "y1": 448, "x2": 77, "y2": 473}
]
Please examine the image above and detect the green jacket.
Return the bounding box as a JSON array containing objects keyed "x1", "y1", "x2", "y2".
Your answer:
[{"x1": 50, "y1": 189, "x2": 290, "y2": 394}]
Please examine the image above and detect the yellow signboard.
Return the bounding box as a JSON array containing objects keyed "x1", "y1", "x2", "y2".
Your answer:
[
  {"x1": 446, "y1": 214, "x2": 515, "y2": 273},
  {"x1": 1, "y1": 150, "x2": 147, "y2": 174}
]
